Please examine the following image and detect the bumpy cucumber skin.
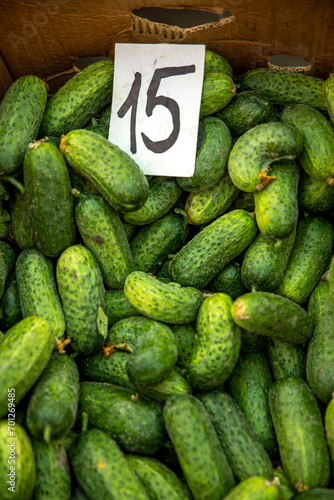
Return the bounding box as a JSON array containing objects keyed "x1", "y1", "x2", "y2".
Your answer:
[
  {"x1": 254, "y1": 159, "x2": 299, "y2": 240},
  {"x1": 77, "y1": 382, "x2": 166, "y2": 455},
  {"x1": 187, "y1": 294, "x2": 241, "y2": 390},
  {"x1": 0, "y1": 421, "x2": 35, "y2": 500},
  {"x1": 272, "y1": 468, "x2": 294, "y2": 500},
  {"x1": 16, "y1": 248, "x2": 65, "y2": 339},
  {"x1": 204, "y1": 49, "x2": 233, "y2": 77},
  {"x1": 185, "y1": 173, "x2": 239, "y2": 225},
  {"x1": 228, "y1": 122, "x2": 303, "y2": 192},
  {"x1": 281, "y1": 104, "x2": 334, "y2": 182},
  {"x1": 75, "y1": 194, "x2": 133, "y2": 288},
  {"x1": 62, "y1": 129, "x2": 149, "y2": 213},
  {"x1": 0, "y1": 316, "x2": 53, "y2": 418},
  {"x1": 124, "y1": 271, "x2": 203, "y2": 324},
  {"x1": 126, "y1": 455, "x2": 192, "y2": 500},
  {"x1": 56, "y1": 245, "x2": 107, "y2": 355},
  {"x1": 105, "y1": 289, "x2": 141, "y2": 326},
  {"x1": 23, "y1": 141, "x2": 76, "y2": 257},
  {"x1": 171, "y1": 323, "x2": 196, "y2": 369},
  {"x1": 265, "y1": 339, "x2": 305, "y2": 381},
  {"x1": 130, "y1": 212, "x2": 189, "y2": 274},
  {"x1": 171, "y1": 209, "x2": 257, "y2": 288},
  {"x1": 0, "y1": 275, "x2": 22, "y2": 330},
  {"x1": 298, "y1": 171, "x2": 334, "y2": 214},
  {"x1": 27, "y1": 352, "x2": 79, "y2": 441},
  {"x1": 9, "y1": 191, "x2": 35, "y2": 250},
  {"x1": 69, "y1": 429, "x2": 150, "y2": 500},
  {"x1": 306, "y1": 281, "x2": 334, "y2": 403},
  {"x1": 277, "y1": 216, "x2": 334, "y2": 304},
  {"x1": 200, "y1": 71, "x2": 236, "y2": 118},
  {"x1": 269, "y1": 377, "x2": 330, "y2": 490},
  {"x1": 32, "y1": 438, "x2": 71, "y2": 500},
  {"x1": 176, "y1": 117, "x2": 232, "y2": 192},
  {"x1": 122, "y1": 177, "x2": 182, "y2": 225},
  {"x1": 222, "y1": 476, "x2": 280, "y2": 500},
  {"x1": 231, "y1": 292, "x2": 313, "y2": 344},
  {"x1": 209, "y1": 262, "x2": 247, "y2": 300},
  {"x1": 97, "y1": 104, "x2": 112, "y2": 126},
  {"x1": 216, "y1": 91, "x2": 273, "y2": 136},
  {"x1": 0, "y1": 241, "x2": 15, "y2": 300},
  {"x1": 325, "y1": 397, "x2": 334, "y2": 478},
  {"x1": 198, "y1": 390, "x2": 273, "y2": 482},
  {"x1": 241, "y1": 228, "x2": 296, "y2": 292},
  {"x1": 0, "y1": 75, "x2": 47, "y2": 175},
  {"x1": 239, "y1": 68, "x2": 326, "y2": 111},
  {"x1": 163, "y1": 394, "x2": 236, "y2": 500},
  {"x1": 225, "y1": 351, "x2": 277, "y2": 456},
  {"x1": 40, "y1": 60, "x2": 114, "y2": 137}
]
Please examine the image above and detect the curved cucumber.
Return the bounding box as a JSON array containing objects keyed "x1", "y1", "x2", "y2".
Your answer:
[
  {"x1": 200, "y1": 71, "x2": 236, "y2": 118},
  {"x1": 298, "y1": 171, "x2": 334, "y2": 214},
  {"x1": 265, "y1": 339, "x2": 305, "y2": 381}
]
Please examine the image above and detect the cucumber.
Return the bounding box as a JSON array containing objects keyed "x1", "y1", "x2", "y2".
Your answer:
[
  {"x1": 294, "y1": 489, "x2": 334, "y2": 499},
  {"x1": 325, "y1": 396, "x2": 334, "y2": 478},
  {"x1": 0, "y1": 316, "x2": 53, "y2": 418},
  {"x1": 280, "y1": 104, "x2": 334, "y2": 183},
  {"x1": 265, "y1": 339, "x2": 305, "y2": 381},
  {"x1": 56, "y1": 245, "x2": 107, "y2": 355},
  {"x1": 198, "y1": 390, "x2": 273, "y2": 482},
  {"x1": 324, "y1": 73, "x2": 334, "y2": 123},
  {"x1": 225, "y1": 350, "x2": 277, "y2": 456},
  {"x1": 77, "y1": 381, "x2": 166, "y2": 455},
  {"x1": 171, "y1": 323, "x2": 196, "y2": 369},
  {"x1": 61, "y1": 129, "x2": 149, "y2": 213},
  {"x1": 0, "y1": 75, "x2": 47, "y2": 176},
  {"x1": 306, "y1": 281, "x2": 334, "y2": 404},
  {"x1": 0, "y1": 420, "x2": 35, "y2": 500},
  {"x1": 229, "y1": 190, "x2": 255, "y2": 212},
  {"x1": 253, "y1": 159, "x2": 299, "y2": 240},
  {"x1": 130, "y1": 212, "x2": 189, "y2": 274},
  {"x1": 240, "y1": 330, "x2": 268, "y2": 352},
  {"x1": 176, "y1": 117, "x2": 232, "y2": 192},
  {"x1": 277, "y1": 216, "x2": 334, "y2": 303},
  {"x1": 231, "y1": 292, "x2": 313, "y2": 344},
  {"x1": 269, "y1": 377, "x2": 330, "y2": 490},
  {"x1": 69, "y1": 429, "x2": 150, "y2": 500},
  {"x1": 208, "y1": 262, "x2": 247, "y2": 300},
  {"x1": 40, "y1": 60, "x2": 114, "y2": 137},
  {"x1": 141, "y1": 368, "x2": 192, "y2": 402},
  {"x1": 75, "y1": 193, "x2": 133, "y2": 288},
  {"x1": 23, "y1": 141, "x2": 76, "y2": 257},
  {"x1": 163, "y1": 394, "x2": 236, "y2": 500},
  {"x1": 272, "y1": 468, "x2": 294, "y2": 500},
  {"x1": 85, "y1": 123, "x2": 109, "y2": 138},
  {"x1": 204, "y1": 49, "x2": 233, "y2": 77},
  {"x1": 9, "y1": 190, "x2": 34, "y2": 250},
  {"x1": 0, "y1": 241, "x2": 15, "y2": 301},
  {"x1": 239, "y1": 68, "x2": 326, "y2": 111},
  {"x1": 298, "y1": 171, "x2": 334, "y2": 214},
  {"x1": 187, "y1": 293, "x2": 241, "y2": 390},
  {"x1": 228, "y1": 122, "x2": 303, "y2": 192},
  {"x1": 124, "y1": 271, "x2": 203, "y2": 324},
  {"x1": 16, "y1": 248, "x2": 65, "y2": 339},
  {"x1": 105, "y1": 289, "x2": 141, "y2": 326},
  {"x1": 97, "y1": 104, "x2": 111, "y2": 127},
  {"x1": 26, "y1": 352, "x2": 79, "y2": 442},
  {"x1": 215, "y1": 91, "x2": 273, "y2": 136},
  {"x1": 170, "y1": 209, "x2": 257, "y2": 288},
  {"x1": 122, "y1": 176, "x2": 182, "y2": 225},
  {"x1": 222, "y1": 476, "x2": 280, "y2": 500},
  {"x1": 32, "y1": 438, "x2": 71, "y2": 500},
  {"x1": 0, "y1": 274, "x2": 22, "y2": 330},
  {"x1": 200, "y1": 71, "x2": 236, "y2": 119}
]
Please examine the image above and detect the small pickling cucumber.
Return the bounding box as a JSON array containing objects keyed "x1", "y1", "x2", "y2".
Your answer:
[
  {"x1": 105, "y1": 289, "x2": 141, "y2": 326},
  {"x1": 200, "y1": 71, "x2": 236, "y2": 118},
  {"x1": 229, "y1": 190, "x2": 255, "y2": 212},
  {"x1": 0, "y1": 241, "x2": 15, "y2": 301},
  {"x1": 85, "y1": 123, "x2": 109, "y2": 138},
  {"x1": 171, "y1": 323, "x2": 196, "y2": 369},
  {"x1": 265, "y1": 339, "x2": 306, "y2": 381},
  {"x1": 0, "y1": 274, "x2": 22, "y2": 330},
  {"x1": 208, "y1": 262, "x2": 247, "y2": 300},
  {"x1": 298, "y1": 171, "x2": 334, "y2": 214},
  {"x1": 9, "y1": 190, "x2": 35, "y2": 250},
  {"x1": 222, "y1": 476, "x2": 280, "y2": 500},
  {"x1": 204, "y1": 49, "x2": 233, "y2": 77}
]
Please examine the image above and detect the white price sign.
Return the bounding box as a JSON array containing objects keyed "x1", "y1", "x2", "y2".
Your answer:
[{"x1": 109, "y1": 43, "x2": 205, "y2": 177}]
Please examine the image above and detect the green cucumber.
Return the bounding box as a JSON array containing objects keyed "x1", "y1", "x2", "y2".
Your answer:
[
  {"x1": 176, "y1": 117, "x2": 232, "y2": 192},
  {"x1": 124, "y1": 271, "x2": 203, "y2": 324},
  {"x1": 272, "y1": 468, "x2": 294, "y2": 500},
  {"x1": 56, "y1": 245, "x2": 107, "y2": 355},
  {"x1": 198, "y1": 390, "x2": 273, "y2": 482},
  {"x1": 269, "y1": 377, "x2": 330, "y2": 491},
  {"x1": 97, "y1": 104, "x2": 111, "y2": 127},
  {"x1": 208, "y1": 262, "x2": 247, "y2": 300},
  {"x1": 77, "y1": 381, "x2": 166, "y2": 455},
  {"x1": 32, "y1": 438, "x2": 71, "y2": 500},
  {"x1": 298, "y1": 171, "x2": 334, "y2": 214},
  {"x1": 0, "y1": 241, "x2": 15, "y2": 301},
  {"x1": 69, "y1": 429, "x2": 150, "y2": 500},
  {"x1": 9, "y1": 190, "x2": 34, "y2": 250},
  {"x1": 265, "y1": 339, "x2": 305, "y2": 381},
  {"x1": 187, "y1": 293, "x2": 241, "y2": 390},
  {"x1": 105, "y1": 289, "x2": 141, "y2": 326},
  {"x1": 229, "y1": 190, "x2": 255, "y2": 212},
  {"x1": 294, "y1": 489, "x2": 334, "y2": 499},
  {"x1": 216, "y1": 91, "x2": 273, "y2": 136},
  {"x1": 170, "y1": 209, "x2": 257, "y2": 288},
  {"x1": 122, "y1": 177, "x2": 182, "y2": 225},
  {"x1": 75, "y1": 193, "x2": 133, "y2": 288},
  {"x1": 0, "y1": 274, "x2": 22, "y2": 330},
  {"x1": 225, "y1": 351, "x2": 277, "y2": 456},
  {"x1": 163, "y1": 394, "x2": 236, "y2": 500},
  {"x1": 200, "y1": 71, "x2": 236, "y2": 118},
  {"x1": 16, "y1": 248, "x2": 65, "y2": 339},
  {"x1": 324, "y1": 73, "x2": 334, "y2": 123},
  {"x1": 253, "y1": 159, "x2": 299, "y2": 240},
  {"x1": 325, "y1": 396, "x2": 334, "y2": 478},
  {"x1": 240, "y1": 330, "x2": 268, "y2": 352},
  {"x1": 85, "y1": 124, "x2": 109, "y2": 138},
  {"x1": 231, "y1": 292, "x2": 313, "y2": 344},
  {"x1": 228, "y1": 122, "x2": 303, "y2": 192},
  {"x1": 306, "y1": 281, "x2": 334, "y2": 403},
  {"x1": 23, "y1": 141, "x2": 76, "y2": 257},
  {"x1": 40, "y1": 60, "x2": 114, "y2": 137},
  {"x1": 204, "y1": 49, "x2": 233, "y2": 77},
  {"x1": 277, "y1": 216, "x2": 334, "y2": 303},
  {"x1": 0, "y1": 75, "x2": 47, "y2": 176},
  {"x1": 141, "y1": 368, "x2": 192, "y2": 401},
  {"x1": 61, "y1": 129, "x2": 149, "y2": 213},
  {"x1": 171, "y1": 323, "x2": 196, "y2": 369},
  {"x1": 26, "y1": 352, "x2": 79, "y2": 442},
  {"x1": 239, "y1": 68, "x2": 326, "y2": 111},
  {"x1": 0, "y1": 420, "x2": 35, "y2": 500},
  {"x1": 281, "y1": 104, "x2": 334, "y2": 183},
  {"x1": 222, "y1": 476, "x2": 280, "y2": 500},
  {"x1": 0, "y1": 316, "x2": 53, "y2": 418}
]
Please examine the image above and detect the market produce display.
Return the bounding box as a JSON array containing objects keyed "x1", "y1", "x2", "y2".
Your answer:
[{"x1": 1, "y1": 50, "x2": 334, "y2": 500}]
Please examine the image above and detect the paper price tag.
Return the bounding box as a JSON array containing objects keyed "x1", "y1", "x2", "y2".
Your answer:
[{"x1": 109, "y1": 43, "x2": 205, "y2": 177}]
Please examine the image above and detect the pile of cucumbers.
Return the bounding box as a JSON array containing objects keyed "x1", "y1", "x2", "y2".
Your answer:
[{"x1": 0, "y1": 49, "x2": 334, "y2": 500}]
